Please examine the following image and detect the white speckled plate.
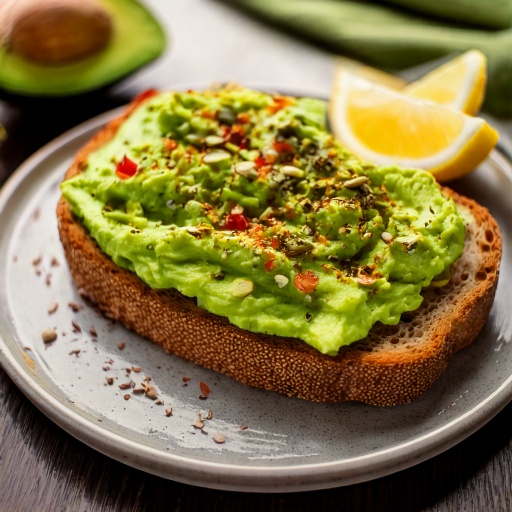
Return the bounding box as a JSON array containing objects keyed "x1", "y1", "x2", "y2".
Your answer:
[{"x1": 0, "y1": 102, "x2": 512, "y2": 493}]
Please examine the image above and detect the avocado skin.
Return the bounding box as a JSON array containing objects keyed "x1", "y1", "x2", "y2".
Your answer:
[{"x1": 0, "y1": 0, "x2": 166, "y2": 97}]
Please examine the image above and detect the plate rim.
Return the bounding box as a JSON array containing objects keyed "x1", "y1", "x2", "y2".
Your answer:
[{"x1": 0, "y1": 97, "x2": 511, "y2": 493}]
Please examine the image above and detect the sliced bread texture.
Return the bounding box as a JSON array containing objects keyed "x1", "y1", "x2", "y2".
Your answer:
[{"x1": 57, "y1": 94, "x2": 502, "y2": 406}]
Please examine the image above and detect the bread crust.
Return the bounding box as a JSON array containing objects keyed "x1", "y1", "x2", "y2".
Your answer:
[{"x1": 57, "y1": 95, "x2": 502, "y2": 406}]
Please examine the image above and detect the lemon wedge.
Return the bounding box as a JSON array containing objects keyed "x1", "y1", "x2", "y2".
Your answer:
[
  {"x1": 403, "y1": 50, "x2": 487, "y2": 116},
  {"x1": 330, "y1": 70, "x2": 498, "y2": 181}
]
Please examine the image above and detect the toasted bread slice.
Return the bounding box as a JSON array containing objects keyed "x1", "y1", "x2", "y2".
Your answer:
[{"x1": 57, "y1": 96, "x2": 502, "y2": 406}]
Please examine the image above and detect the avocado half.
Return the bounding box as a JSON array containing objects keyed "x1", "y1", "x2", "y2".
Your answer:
[{"x1": 0, "y1": 0, "x2": 166, "y2": 96}]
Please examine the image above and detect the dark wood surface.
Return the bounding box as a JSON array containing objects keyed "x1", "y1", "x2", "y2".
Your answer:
[{"x1": 1, "y1": 1, "x2": 511, "y2": 510}]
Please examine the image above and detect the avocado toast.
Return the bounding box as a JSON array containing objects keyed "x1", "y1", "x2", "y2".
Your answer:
[{"x1": 57, "y1": 86, "x2": 502, "y2": 406}]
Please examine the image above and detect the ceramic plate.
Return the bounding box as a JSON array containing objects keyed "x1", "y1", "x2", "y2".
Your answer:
[{"x1": 0, "y1": 106, "x2": 511, "y2": 493}]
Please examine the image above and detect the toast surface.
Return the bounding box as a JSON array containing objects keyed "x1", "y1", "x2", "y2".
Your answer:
[{"x1": 57, "y1": 95, "x2": 502, "y2": 406}]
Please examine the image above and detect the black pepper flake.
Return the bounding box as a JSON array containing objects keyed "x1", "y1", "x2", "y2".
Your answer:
[
  {"x1": 71, "y1": 321, "x2": 82, "y2": 333},
  {"x1": 146, "y1": 244, "x2": 154, "y2": 250},
  {"x1": 106, "y1": 377, "x2": 114, "y2": 385},
  {"x1": 118, "y1": 342, "x2": 125, "y2": 350},
  {"x1": 305, "y1": 312, "x2": 313, "y2": 322},
  {"x1": 69, "y1": 349, "x2": 81, "y2": 357}
]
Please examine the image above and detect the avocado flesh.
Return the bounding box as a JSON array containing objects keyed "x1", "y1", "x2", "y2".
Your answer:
[{"x1": 0, "y1": 0, "x2": 166, "y2": 96}]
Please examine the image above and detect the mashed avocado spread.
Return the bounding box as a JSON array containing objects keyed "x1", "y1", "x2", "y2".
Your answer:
[{"x1": 61, "y1": 85, "x2": 465, "y2": 355}]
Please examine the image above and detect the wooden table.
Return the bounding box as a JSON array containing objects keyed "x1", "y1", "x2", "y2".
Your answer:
[{"x1": 1, "y1": 1, "x2": 511, "y2": 509}]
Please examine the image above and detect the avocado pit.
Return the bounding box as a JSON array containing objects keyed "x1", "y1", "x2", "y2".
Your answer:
[{"x1": 0, "y1": 0, "x2": 113, "y2": 65}]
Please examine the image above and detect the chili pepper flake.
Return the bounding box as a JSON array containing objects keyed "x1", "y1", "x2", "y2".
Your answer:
[
  {"x1": 264, "y1": 251, "x2": 276, "y2": 271},
  {"x1": 163, "y1": 138, "x2": 178, "y2": 151},
  {"x1": 293, "y1": 271, "x2": 319, "y2": 294},
  {"x1": 273, "y1": 141, "x2": 295, "y2": 154},
  {"x1": 268, "y1": 96, "x2": 293, "y2": 114},
  {"x1": 116, "y1": 156, "x2": 138, "y2": 179},
  {"x1": 225, "y1": 211, "x2": 248, "y2": 231},
  {"x1": 254, "y1": 156, "x2": 267, "y2": 168}
]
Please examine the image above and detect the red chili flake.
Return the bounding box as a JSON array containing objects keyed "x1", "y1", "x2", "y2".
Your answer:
[
  {"x1": 255, "y1": 156, "x2": 267, "y2": 168},
  {"x1": 225, "y1": 211, "x2": 248, "y2": 231},
  {"x1": 240, "y1": 425, "x2": 248, "y2": 430},
  {"x1": 199, "y1": 381, "x2": 211, "y2": 397},
  {"x1": 237, "y1": 113, "x2": 251, "y2": 124},
  {"x1": 116, "y1": 156, "x2": 138, "y2": 179},
  {"x1": 201, "y1": 110, "x2": 217, "y2": 119},
  {"x1": 284, "y1": 207, "x2": 296, "y2": 219},
  {"x1": 264, "y1": 251, "x2": 276, "y2": 271},
  {"x1": 268, "y1": 96, "x2": 293, "y2": 114},
  {"x1": 294, "y1": 271, "x2": 319, "y2": 294},
  {"x1": 182, "y1": 376, "x2": 190, "y2": 383},
  {"x1": 226, "y1": 125, "x2": 245, "y2": 145},
  {"x1": 134, "y1": 89, "x2": 158, "y2": 104},
  {"x1": 271, "y1": 236, "x2": 280, "y2": 249},
  {"x1": 273, "y1": 141, "x2": 294, "y2": 154},
  {"x1": 117, "y1": 342, "x2": 125, "y2": 350},
  {"x1": 239, "y1": 138, "x2": 249, "y2": 150},
  {"x1": 163, "y1": 138, "x2": 177, "y2": 151}
]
